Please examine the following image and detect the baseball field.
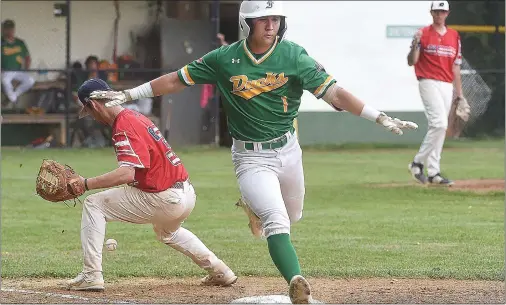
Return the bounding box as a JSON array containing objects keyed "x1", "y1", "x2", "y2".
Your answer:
[{"x1": 1, "y1": 139, "x2": 504, "y2": 304}]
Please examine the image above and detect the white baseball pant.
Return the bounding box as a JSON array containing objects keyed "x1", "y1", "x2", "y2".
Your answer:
[
  {"x1": 1, "y1": 71, "x2": 35, "y2": 103},
  {"x1": 232, "y1": 130, "x2": 305, "y2": 238},
  {"x1": 414, "y1": 79, "x2": 453, "y2": 176},
  {"x1": 80, "y1": 180, "x2": 227, "y2": 276}
]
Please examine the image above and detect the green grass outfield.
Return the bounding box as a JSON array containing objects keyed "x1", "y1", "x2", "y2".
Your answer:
[{"x1": 1, "y1": 139, "x2": 504, "y2": 280}]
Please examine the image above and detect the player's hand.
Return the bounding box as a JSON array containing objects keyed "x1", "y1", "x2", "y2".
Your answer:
[
  {"x1": 376, "y1": 112, "x2": 418, "y2": 135},
  {"x1": 413, "y1": 30, "x2": 422, "y2": 42},
  {"x1": 411, "y1": 30, "x2": 422, "y2": 48},
  {"x1": 455, "y1": 96, "x2": 471, "y2": 122},
  {"x1": 89, "y1": 90, "x2": 129, "y2": 107}
]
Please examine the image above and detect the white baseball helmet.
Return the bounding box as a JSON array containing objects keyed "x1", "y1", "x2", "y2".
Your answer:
[{"x1": 239, "y1": 1, "x2": 287, "y2": 40}]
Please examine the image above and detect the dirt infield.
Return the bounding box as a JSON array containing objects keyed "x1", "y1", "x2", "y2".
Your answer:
[
  {"x1": 1, "y1": 277, "x2": 504, "y2": 304},
  {"x1": 373, "y1": 179, "x2": 504, "y2": 193},
  {"x1": 448, "y1": 179, "x2": 504, "y2": 193}
]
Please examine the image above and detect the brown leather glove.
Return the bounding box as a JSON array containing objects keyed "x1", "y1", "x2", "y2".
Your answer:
[{"x1": 35, "y1": 159, "x2": 86, "y2": 203}]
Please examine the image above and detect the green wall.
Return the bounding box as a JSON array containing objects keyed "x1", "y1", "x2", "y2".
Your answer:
[{"x1": 297, "y1": 111, "x2": 427, "y2": 146}]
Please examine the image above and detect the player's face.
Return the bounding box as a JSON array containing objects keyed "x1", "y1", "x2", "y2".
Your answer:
[
  {"x1": 87, "y1": 101, "x2": 109, "y2": 125},
  {"x1": 430, "y1": 10, "x2": 449, "y2": 25},
  {"x1": 87, "y1": 60, "x2": 98, "y2": 71},
  {"x1": 251, "y1": 16, "x2": 281, "y2": 45},
  {"x1": 2, "y1": 27, "x2": 14, "y2": 38}
]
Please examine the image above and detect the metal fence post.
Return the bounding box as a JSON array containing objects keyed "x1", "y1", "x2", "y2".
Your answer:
[
  {"x1": 65, "y1": 0, "x2": 71, "y2": 147},
  {"x1": 211, "y1": 0, "x2": 221, "y2": 146}
]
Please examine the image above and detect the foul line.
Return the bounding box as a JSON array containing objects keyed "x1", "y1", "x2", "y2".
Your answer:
[{"x1": 1, "y1": 287, "x2": 136, "y2": 304}]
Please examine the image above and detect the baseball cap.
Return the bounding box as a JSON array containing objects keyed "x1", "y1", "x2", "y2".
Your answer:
[
  {"x1": 2, "y1": 19, "x2": 15, "y2": 29},
  {"x1": 431, "y1": 1, "x2": 449, "y2": 11},
  {"x1": 77, "y1": 78, "x2": 112, "y2": 118}
]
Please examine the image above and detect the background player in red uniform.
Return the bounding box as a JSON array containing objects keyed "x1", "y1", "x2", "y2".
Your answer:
[
  {"x1": 64, "y1": 78, "x2": 237, "y2": 291},
  {"x1": 407, "y1": 0, "x2": 467, "y2": 185}
]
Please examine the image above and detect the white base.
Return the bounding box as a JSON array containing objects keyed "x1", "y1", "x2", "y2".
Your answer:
[{"x1": 231, "y1": 295, "x2": 323, "y2": 304}]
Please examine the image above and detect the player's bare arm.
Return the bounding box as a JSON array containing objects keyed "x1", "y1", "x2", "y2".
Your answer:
[
  {"x1": 407, "y1": 30, "x2": 422, "y2": 66},
  {"x1": 84, "y1": 166, "x2": 135, "y2": 191},
  {"x1": 89, "y1": 72, "x2": 186, "y2": 107},
  {"x1": 452, "y1": 64, "x2": 464, "y2": 97},
  {"x1": 323, "y1": 83, "x2": 418, "y2": 135}
]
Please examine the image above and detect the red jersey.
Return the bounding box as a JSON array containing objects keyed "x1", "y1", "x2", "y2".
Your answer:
[
  {"x1": 111, "y1": 109, "x2": 189, "y2": 193},
  {"x1": 414, "y1": 25, "x2": 462, "y2": 83}
]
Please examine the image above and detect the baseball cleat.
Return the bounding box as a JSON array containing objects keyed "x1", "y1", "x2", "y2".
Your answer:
[
  {"x1": 235, "y1": 197, "x2": 263, "y2": 238},
  {"x1": 408, "y1": 162, "x2": 427, "y2": 184},
  {"x1": 201, "y1": 266, "x2": 238, "y2": 287},
  {"x1": 63, "y1": 272, "x2": 104, "y2": 291},
  {"x1": 428, "y1": 173, "x2": 454, "y2": 186},
  {"x1": 289, "y1": 275, "x2": 313, "y2": 304}
]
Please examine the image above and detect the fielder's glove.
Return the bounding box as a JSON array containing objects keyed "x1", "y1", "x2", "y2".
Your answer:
[
  {"x1": 89, "y1": 90, "x2": 130, "y2": 107},
  {"x1": 455, "y1": 96, "x2": 471, "y2": 122},
  {"x1": 35, "y1": 159, "x2": 86, "y2": 205},
  {"x1": 376, "y1": 112, "x2": 418, "y2": 135}
]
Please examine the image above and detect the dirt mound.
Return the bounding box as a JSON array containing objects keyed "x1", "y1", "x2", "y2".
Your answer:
[
  {"x1": 1, "y1": 277, "x2": 504, "y2": 304},
  {"x1": 448, "y1": 179, "x2": 504, "y2": 193},
  {"x1": 373, "y1": 179, "x2": 504, "y2": 193}
]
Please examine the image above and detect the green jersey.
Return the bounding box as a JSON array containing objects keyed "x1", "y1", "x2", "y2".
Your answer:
[
  {"x1": 177, "y1": 37, "x2": 336, "y2": 142},
  {"x1": 1, "y1": 37, "x2": 29, "y2": 70}
]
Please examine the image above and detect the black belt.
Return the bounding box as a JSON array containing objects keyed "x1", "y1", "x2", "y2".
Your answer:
[{"x1": 171, "y1": 179, "x2": 190, "y2": 189}]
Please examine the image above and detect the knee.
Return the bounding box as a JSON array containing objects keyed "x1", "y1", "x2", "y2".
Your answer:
[
  {"x1": 262, "y1": 210, "x2": 291, "y2": 238},
  {"x1": 285, "y1": 197, "x2": 304, "y2": 224},
  {"x1": 287, "y1": 210, "x2": 303, "y2": 224},
  {"x1": 153, "y1": 224, "x2": 178, "y2": 244},
  {"x1": 83, "y1": 194, "x2": 98, "y2": 209},
  {"x1": 428, "y1": 121, "x2": 448, "y2": 132},
  {"x1": 82, "y1": 193, "x2": 106, "y2": 213}
]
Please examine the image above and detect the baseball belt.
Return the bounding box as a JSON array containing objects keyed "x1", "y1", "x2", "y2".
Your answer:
[
  {"x1": 243, "y1": 126, "x2": 295, "y2": 151},
  {"x1": 170, "y1": 179, "x2": 191, "y2": 190}
]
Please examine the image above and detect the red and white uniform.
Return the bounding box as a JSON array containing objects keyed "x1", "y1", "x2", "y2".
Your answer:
[
  {"x1": 78, "y1": 109, "x2": 232, "y2": 279},
  {"x1": 412, "y1": 25, "x2": 461, "y2": 177},
  {"x1": 415, "y1": 25, "x2": 462, "y2": 83},
  {"x1": 112, "y1": 109, "x2": 188, "y2": 192}
]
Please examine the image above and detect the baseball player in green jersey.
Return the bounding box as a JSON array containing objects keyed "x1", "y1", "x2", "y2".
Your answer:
[
  {"x1": 90, "y1": 1, "x2": 418, "y2": 303},
  {"x1": 1, "y1": 19, "x2": 35, "y2": 105}
]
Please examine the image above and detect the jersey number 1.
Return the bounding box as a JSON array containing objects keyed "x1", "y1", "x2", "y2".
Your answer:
[{"x1": 281, "y1": 96, "x2": 288, "y2": 113}]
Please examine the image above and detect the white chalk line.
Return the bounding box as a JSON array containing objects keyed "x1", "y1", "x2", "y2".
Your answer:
[{"x1": 1, "y1": 287, "x2": 136, "y2": 304}]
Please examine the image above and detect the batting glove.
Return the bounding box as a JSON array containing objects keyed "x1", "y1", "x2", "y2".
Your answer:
[
  {"x1": 376, "y1": 112, "x2": 418, "y2": 135},
  {"x1": 89, "y1": 90, "x2": 130, "y2": 107},
  {"x1": 455, "y1": 96, "x2": 471, "y2": 122}
]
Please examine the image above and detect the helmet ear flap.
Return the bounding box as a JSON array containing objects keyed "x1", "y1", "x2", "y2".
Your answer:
[
  {"x1": 245, "y1": 19, "x2": 253, "y2": 37},
  {"x1": 278, "y1": 16, "x2": 287, "y2": 40}
]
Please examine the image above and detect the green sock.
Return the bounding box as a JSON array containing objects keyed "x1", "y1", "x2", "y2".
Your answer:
[{"x1": 267, "y1": 233, "x2": 301, "y2": 283}]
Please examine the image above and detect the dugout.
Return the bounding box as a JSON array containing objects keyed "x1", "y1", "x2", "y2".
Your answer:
[
  {"x1": 1, "y1": 0, "x2": 241, "y2": 147},
  {"x1": 1, "y1": 1, "x2": 503, "y2": 147}
]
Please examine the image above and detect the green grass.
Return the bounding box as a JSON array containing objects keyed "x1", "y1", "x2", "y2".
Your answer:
[{"x1": 1, "y1": 139, "x2": 504, "y2": 280}]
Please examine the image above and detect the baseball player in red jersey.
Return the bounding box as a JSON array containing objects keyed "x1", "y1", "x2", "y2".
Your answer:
[
  {"x1": 407, "y1": 0, "x2": 469, "y2": 185},
  {"x1": 63, "y1": 79, "x2": 237, "y2": 291}
]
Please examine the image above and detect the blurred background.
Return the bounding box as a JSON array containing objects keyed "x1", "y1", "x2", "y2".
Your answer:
[{"x1": 0, "y1": 0, "x2": 504, "y2": 148}]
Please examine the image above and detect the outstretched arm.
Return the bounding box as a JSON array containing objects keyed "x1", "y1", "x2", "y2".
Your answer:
[
  {"x1": 124, "y1": 72, "x2": 186, "y2": 101},
  {"x1": 91, "y1": 49, "x2": 221, "y2": 106},
  {"x1": 90, "y1": 72, "x2": 186, "y2": 106},
  {"x1": 84, "y1": 166, "x2": 135, "y2": 190},
  {"x1": 322, "y1": 84, "x2": 418, "y2": 135}
]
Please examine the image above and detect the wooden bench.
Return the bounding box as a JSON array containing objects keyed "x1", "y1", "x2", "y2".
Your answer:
[
  {"x1": 1, "y1": 113, "x2": 160, "y2": 147},
  {"x1": 1, "y1": 113, "x2": 73, "y2": 145}
]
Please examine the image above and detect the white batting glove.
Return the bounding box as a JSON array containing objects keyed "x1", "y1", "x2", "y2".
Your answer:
[
  {"x1": 377, "y1": 112, "x2": 418, "y2": 135},
  {"x1": 455, "y1": 96, "x2": 471, "y2": 122},
  {"x1": 89, "y1": 90, "x2": 130, "y2": 107}
]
